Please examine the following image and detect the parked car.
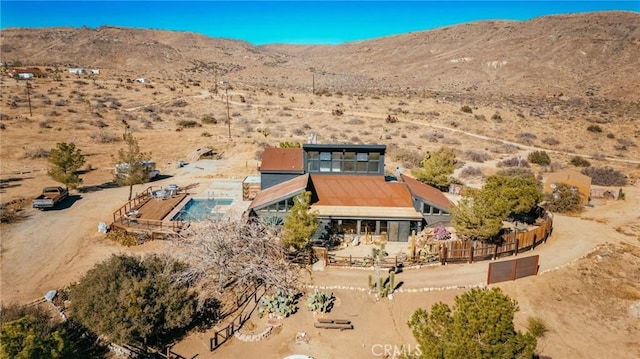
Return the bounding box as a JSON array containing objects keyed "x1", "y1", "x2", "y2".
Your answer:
[{"x1": 32, "y1": 186, "x2": 69, "y2": 209}]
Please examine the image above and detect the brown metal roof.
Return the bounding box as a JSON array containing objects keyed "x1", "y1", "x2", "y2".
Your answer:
[
  {"x1": 310, "y1": 175, "x2": 414, "y2": 207},
  {"x1": 400, "y1": 174, "x2": 452, "y2": 211},
  {"x1": 248, "y1": 174, "x2": 309, "y2": 210},
  {"x1": 260, "y1": 148, "x2": 304, "y2": 172}
]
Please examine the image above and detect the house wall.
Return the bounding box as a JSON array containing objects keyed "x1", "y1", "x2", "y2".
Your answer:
[
  {"x1": 302, "y1": 144, "x2": 386, "y2": 175},
  {"x1": 412, "y1": 197, "x2": 451, "y2": 227},
  {"x1": 260, "y1": 173, "x2": 303, "y2": 190}
]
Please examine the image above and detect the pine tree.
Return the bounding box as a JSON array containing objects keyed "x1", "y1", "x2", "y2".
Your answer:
[
  {"x1": 48, "y1": 142, "x2": 85, "y2": 189},
  {"x1": 407, "y1": 287, "x2": 537, "y2": 359},
  {"x1": 115, "y1": 132, "x2": 152, "y2": 200},
  {"x1": 413, "y1": 147, "x2": 457, "y2": 190},
  {"x1": 282, "y1": 191, "x2": 318, "y2": 251}
]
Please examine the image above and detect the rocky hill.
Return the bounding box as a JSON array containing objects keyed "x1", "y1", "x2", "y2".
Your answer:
[{"x1": 1, "y1": 11, "x2": 639, "y2": 102}]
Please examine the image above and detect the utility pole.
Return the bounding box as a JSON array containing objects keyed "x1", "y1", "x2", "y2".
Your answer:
[
  {"x1": 26, "y1": 79, "x2": 32, "y2": 117},
  {"x1": 225, "y1": 86, "x2": 231, "y2": 139},
  {"x1": 312, "y1": 73, "x2": 315, "y2": 95}
]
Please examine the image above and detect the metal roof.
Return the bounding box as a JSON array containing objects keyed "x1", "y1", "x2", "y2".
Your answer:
[
  {"x1": 400, "y1": 174, "x2": 452, "y2": 211},
  {"x1": 259, "y1": 148, "x2": 304, "y2": 172},
  {"x1": 248, "y1": 174, "x2": 309, "y2": 210},
  {"x1": 310, "y1": 174, "x2": 414, "y2": 207}
]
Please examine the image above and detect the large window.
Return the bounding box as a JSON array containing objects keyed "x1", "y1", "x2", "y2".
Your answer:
[{"x1": 306, "y1": 150, "x2": 382, "y2": 174}]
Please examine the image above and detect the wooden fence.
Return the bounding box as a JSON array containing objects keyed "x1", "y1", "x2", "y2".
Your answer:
[
  {"x1": 487, "y1": 255, "x2": 540, "y2": 284},
  {"x1": 321, "y1": 214, "x2": 553, "y2": 268},
  {"x1": 209, "y1": 284, "x2": 266, "y2": 352}
]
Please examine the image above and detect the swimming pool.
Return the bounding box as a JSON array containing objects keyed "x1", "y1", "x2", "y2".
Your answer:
[{"x1": 171, "y1": 198, "x2": 233, "y2": 221}]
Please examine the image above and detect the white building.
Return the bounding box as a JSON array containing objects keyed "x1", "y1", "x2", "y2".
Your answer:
[{"x1": 69, "y1": 68, "x2": 86, "y2": 75}]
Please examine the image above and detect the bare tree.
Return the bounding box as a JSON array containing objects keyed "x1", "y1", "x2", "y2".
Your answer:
[{"x1": 170, "y1": 218, "x2": 301, "y2": 301}]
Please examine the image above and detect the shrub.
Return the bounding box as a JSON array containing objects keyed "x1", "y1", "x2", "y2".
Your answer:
[
  {"x1": 177, "y1": 120, "x2": 199, "y2": 128},
  {"x1": 257, "y1": 290, "x2": 298, "y2": 318},
  {"x1": 201, "y1": 115, "x2": 217, "y2": 124},
  {"x1": 201, "y1": 131, "x2": 212, "y2": 137},
  {"x1": 542, "y1": 137, "x2": 560, "y2": 146},
  {"x1": 0, "y1": 198, "x2": 28, "y2": 223},
  {"x1": 527, "y1": 317, "x2": 549, "y2": 338},
  {"x1": 581, "y1": 167, "x2": 627, "y2": 186},
  {"x1": 497, "y1": 156, "x2": 529, "y2": 168},
  {"x1": 569, "y1": 156, "x2": 591, "y2": 167},
  {"x1": 23, "y1": 147, "x2": 50, "y2": 159},
  {"x1": 90, "y1": 130, "x2": 119, "y2": 143},
  {"x1": 587, "y1": 124, "x2": 603, "y2": 133},
  {"x1": 464, "y1": 150, "x2": 491, "y2": 163},
  {"x1": 306, "y1": 290, "x2": 335, "y2": 313},
  {"x1": 106, "y1": 229, "x2": 139, "y2": 246},
  {"x1": 459, "y1": 166, "x2": 484, "y2": 178},
  {"x1": 390, "y1": 148, "x2": 422, "y2": 168},
  {"x1": 527, "y1": 151, "x2": 551, "y2": 166},
  {"x1": 460, "y1": 105, "x2": 473, "y2": 113},
  {"x1": 491, "y1": 112, "x2": 502, "y2": 122},
  {"x1": 346, "y1": 118, "x2": 364, "y2": 125}
]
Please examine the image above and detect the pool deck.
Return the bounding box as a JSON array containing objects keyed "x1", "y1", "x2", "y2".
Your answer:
[{"x1": 135, "y1": 193, "x2": 188, "y2": 221}]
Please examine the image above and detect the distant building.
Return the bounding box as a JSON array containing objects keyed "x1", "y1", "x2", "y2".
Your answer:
[
  {"x1": 69, "y1": 68, "x2": 86, "y2": 75},
  {"x1": 90, "y1": 69, "x2": 100, "y2": 75},
  {"x1": 17, "y1": 73, "x2": 34, "y2": 80}
]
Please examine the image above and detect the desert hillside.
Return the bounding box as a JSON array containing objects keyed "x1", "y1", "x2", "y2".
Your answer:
[{"x1": 2, "y1": 11, "x2": 639, "y2": 102}]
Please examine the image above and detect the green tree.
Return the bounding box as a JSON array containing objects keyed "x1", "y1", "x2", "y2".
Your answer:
[
  {"x1": 413, "y1": 147, "x2": 456, "y2": 190},
  {"x1": 69, "y1": 254, "x2": 197, "y2": 348},
  {"x1": 527, "y1": 151, "x2": 551, "y2": 166},
  {"x1": 282, "y1": 191, "x2": 318, "y2": 251},
  {"x1": 48, "y1": 142, "x2": 85, "y2": 189},
  {"x1": 406, "y1": 287, "x2": 537, "y2": 359},
  {"x1": 482, "y1": 172, "x2": 542, "y2": 218},
  {"x1": 115, "y1": 132, "x2": 152, "y2": 200},
  {"x1": 543, "y1": 183, "x2": 583, "y2": 213},
  {"x1": 450, "y1": 194, "x2": 504, "y2": 242},
  {"x1": 1, "y1": 306, "x2": 65, "y2": 359}
]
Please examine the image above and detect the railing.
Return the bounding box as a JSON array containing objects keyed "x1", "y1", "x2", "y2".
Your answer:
[
  {"x1": 320, "y1": 213, "x2": 553, "y2": 267},
  {"x1": 209, "y1": 284, "x2": 266, "y2": 352}
]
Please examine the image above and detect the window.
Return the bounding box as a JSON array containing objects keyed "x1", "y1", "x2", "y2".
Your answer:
[
  {"x1": 320, "y1": 152, "x2": 331, "y2": 161},
  {"x1": 356, "y1": 153, "x2": 368, "y2": 161},
  {"x1": 361, "y1": 220, "x2": 376, "y2": 235},
  {"x1": 422, "y1": 203, "x2": 433, "y2": 214},
  {"x1": 341, "y1": 219, "x2": 357, "y2": 234}
]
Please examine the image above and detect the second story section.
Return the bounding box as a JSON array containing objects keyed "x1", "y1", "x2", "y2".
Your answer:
[{"x1": 303, "y1": 144, "x2": 386, "y2": 175}]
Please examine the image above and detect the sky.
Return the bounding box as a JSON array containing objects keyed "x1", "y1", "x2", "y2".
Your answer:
[{"x1": 1, "y1": 1, "x2": 638, "y2": 45}]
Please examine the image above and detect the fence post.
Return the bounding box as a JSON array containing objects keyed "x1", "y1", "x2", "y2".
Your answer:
[
  {"x1": 469, "y1": 246, "x2": 474, "y2": 263},
  {"x1": 395, "y1": 256, "x2": 398, "y2": 267},
  {"x1": 531, "y1": 235, "x2": 537, "y2": 251},
  {"x1": 440, "y1": 245, "x2": 447, "y2": 265},
  {"x1": 493, "y1": 244, "x2": 499, "y2": 260},
  {"x1": 514, "y1": 238, "x2": 519, "y2": 256},
  {"x1": 349, "y1": 255, "x2": 352, "y2": 266}
]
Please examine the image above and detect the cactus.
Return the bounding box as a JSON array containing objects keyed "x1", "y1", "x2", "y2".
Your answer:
[
  {"x1": 306, "y1": 289, "x2": 335, "y2": 313},
  {"x1": 389, "y1": 271, "x2": 395, "y2": 290},
  {"x1": 257, "y1": 290, "x2": 298, "y2": 318},
  {"x1": 368, "y1": 274, "x2": 374, "y2": 289}
]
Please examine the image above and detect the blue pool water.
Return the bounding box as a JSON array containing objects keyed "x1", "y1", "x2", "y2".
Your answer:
[{"x1": 172, "y1": 198, "x2": 233, "y2": 221}]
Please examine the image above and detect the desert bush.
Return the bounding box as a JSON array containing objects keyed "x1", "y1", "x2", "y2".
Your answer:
[
  {"x1": 581, "y1": 167, "x2": 627, "y2": 186},
  {"x1": 527, "y1": 151, "x2": 551, "y2": 166},
  {"x1": 517, "y1": 132, "x2": 537, "y2": 141},
  {"x1": 90, "y1": 130, "x2": 119, "y2": 143},
  {"x1": 0, "y1": 198, "x2": 28, "y2": 223},
  {"x1": 201, "y1": 114, "x2": 217, "y2": 124},
  {"x1": 0, "y1": 122, "x2": 5, "y2": 130},
  {"x1": 569, "y1": 156, "x2": 591, "y2": 167},
  {"x1": 527, "y1": 317, "x2": 549, "y2": 338},
  {"x1": 542, "y1": 137, "x2": 560, "y2": 146},
  {"x1": 459, "y1": 166, "x2": 484, "y2": 179},
  {"x1": 606, "y1": 133, "x2": 615, "y2": 139},
  {"x1": 172, "y1": 99, "x2": 188, "y2": 107},
  {"x1": 385, "y1": 114, "x2": 398, "y2": 123},
  {"x1": 390, "y1": 148, "x2": 422, "y2": 168},
  {"x1": 39, "y1": 121, "x2": 51, "y2": 129},
  {"x1": 201, "y1": 131, "x2": 212, "y2": 137},
  {"x1": 177, "y1": 120, "x2": 199, "y2": 128},
  {"x1": 587, "y1": 124, "x2": 603, "y2": 133},
  {"x1": 497, "y1": 156, "x2": 529, "y2": 168},
  {"x1": 106, "y1": 229, "x2": 139, "y2": 246},
  {"x1": 91, "y1": 119, "x2": 108, "y2": 128},
  {"x1": 461, "y1": 105, "x2": 473, "y2": 113},
  {"x1": 54, "y1": 99, "x2": 67, "y2": 106},
  {"x1": 474, "y1": 114, "x2": 486, "y2": 121},
  {"x1": 23, "y1": 147, "x2": 50, "y2": 159},
  {"x1": 617, "y1": 138, "x2": 636, "y2": 147},
  {"x1": 491, "y1": 112, "x2": 502, "y2": 122},
  {"x1": 464, "y1": 150, "x2": 491, "y2": 163}
]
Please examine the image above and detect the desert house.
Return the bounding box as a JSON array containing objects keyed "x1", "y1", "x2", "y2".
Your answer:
[
  {"x1": 544, "y1": 169, "x2": 592, "y2": 205},
  {"x1": 248, "y1": 144, "x2": 452, "y2": 242},
  {"x1": 68, "y1": 67, "x2": 86, "y2": 74},
  {"x1": 90, "y1": 69, "x2": 100, "y2": 75},
  {"x1": 17, "y1": 72, "x2": 33, "y2": 80}
]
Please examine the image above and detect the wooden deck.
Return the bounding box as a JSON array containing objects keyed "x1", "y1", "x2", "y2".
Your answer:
[
  {"x1": 136, "y1": 193, "x2": 187, "y2": 221},
  {"x1": 111, "y1": 187, "x2": 188, "y2": 238}
]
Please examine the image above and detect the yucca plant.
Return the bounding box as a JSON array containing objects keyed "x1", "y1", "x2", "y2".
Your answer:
[{"x1": 306, "y1": 289, "x2": 335, "y2": 313}]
